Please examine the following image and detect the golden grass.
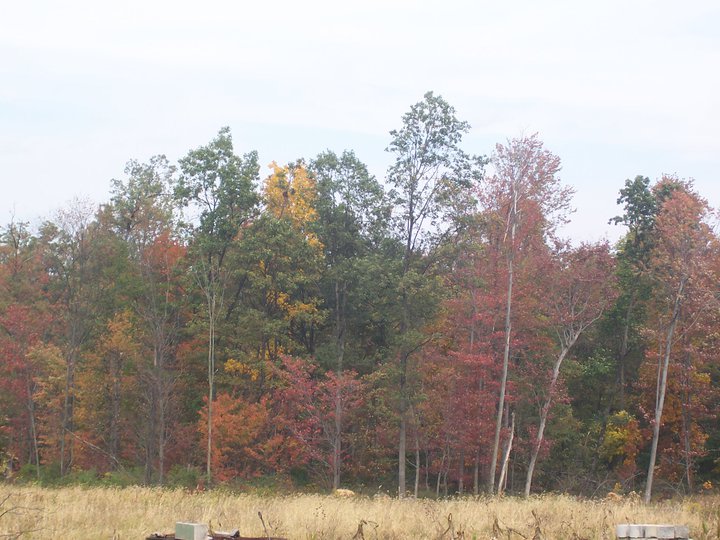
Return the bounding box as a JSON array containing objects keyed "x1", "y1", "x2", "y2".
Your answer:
[{"x1": 1, "y1": 484, "x2": 719, "y2": 539}]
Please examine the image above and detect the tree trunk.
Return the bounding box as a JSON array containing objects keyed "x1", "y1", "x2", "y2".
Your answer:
[
  {"x1": 159, "y1": 388, "x2": 166, "y2": 485},
  {"x1": 414, "y1": 426, "x2": 420, "y2": 498},
  {"x1": 458, "y1": 449, "x2": 465, "y2": 494},
  {"x1": 617, "y1": 291, "x2": 637, "y2": 410},
  {"x1": 425, "y1": 448, "x2": 431, "y2": 491},
  {"x1": 332, "y1": 279, "x2": 346, "y2": 490},
  {"x1": 682, "y1": 394, "x2": 693, "y2": 493},
  {"x1": 435, "y1": 444, "x2": 445, "y2": 498},
  {"x1": 498, "y1": 412, "x2": 515, "y2": 495},
  {"x1": 332, "y1": 377, "x2": 342, "y2": 490},
  {"x1": 206, "y1": 306, "x2": 215, "y2": 486},
  {"x1": 398, "y1": 413, "x2": 407, "y2": 498},
  {"x1": 525, "y1": 346, "x2": 570, "y2": 497},
  {"x1": 644, "y1": 280, "x2": 685, "y2": 504},
  {"x1": 473, "y1": 448, "x2": 480, "y2": 495},
  {"x1": 144, "y1": 389, "x2": 156, "y2": 484},
  {"x1": 489, "y1": 185, "x2": 517, "y2": 494},
  {"x1": 332, "y1": 411, "x2": 341, "y2": 490},
  {"x1": 25, "y1": 374, "x2": 40, "y2": 480},
  {"x1": 159, "y1": 364, "x2": 171, "y2": 485},
  {"x1": 60, "y1": 348, "x2": 77, "y2": 477},
  {"x1": 110, "y1": 353, "x2": 122, "y2": 467}
]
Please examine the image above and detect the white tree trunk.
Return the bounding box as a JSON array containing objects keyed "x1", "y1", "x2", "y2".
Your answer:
[{"x1": 644, "y1": 281, "x2": 684, "y2": 503}]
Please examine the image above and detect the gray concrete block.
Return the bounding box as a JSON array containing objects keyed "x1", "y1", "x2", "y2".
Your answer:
[
  {"x1": 615, "y1": 523, "x2": 690, "y2": 539},
  {"x1": 175, "y1": 522, "x2": 208, "y2": 540}
]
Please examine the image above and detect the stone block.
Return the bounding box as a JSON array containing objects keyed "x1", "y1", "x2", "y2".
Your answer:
[
  {"x1": 175, "y1": 522, "x2": 208, "y2": 540},
  {"x1": 615, "y1": 523, "x2": 690, "y2": 539}
]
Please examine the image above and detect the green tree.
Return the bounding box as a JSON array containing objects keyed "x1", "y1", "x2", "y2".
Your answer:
[
  {"x1": 174, "y1": 127, "x2": 260, "y2": 484},
  {"x1": 310, "y1": 149, "x2": 390, "y2": 488},
  {"x1": 386, "y1": 91, "x2": 484, "y2": 497},
  {"x1": 606, "y1": 176, "x2": 663, "y2": 409}
]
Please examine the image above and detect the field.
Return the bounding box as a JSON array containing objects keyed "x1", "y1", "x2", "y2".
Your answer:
[{"x1": 1, "y1": 485, "x2": 720, "y2": 539}]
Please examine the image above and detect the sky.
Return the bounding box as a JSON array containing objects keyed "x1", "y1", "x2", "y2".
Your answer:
[{"x1": 2, "y1": 0, "x2": 719, "y2": 243}]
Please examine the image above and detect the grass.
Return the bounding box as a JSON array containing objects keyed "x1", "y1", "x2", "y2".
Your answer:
[{"x1": 1, "y1": 484, "x2": 720, "y2": 539}]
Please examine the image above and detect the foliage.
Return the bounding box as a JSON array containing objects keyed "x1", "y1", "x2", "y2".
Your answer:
[{"x1": 2, "y1": 96, "x2": 720, "y2": 500}]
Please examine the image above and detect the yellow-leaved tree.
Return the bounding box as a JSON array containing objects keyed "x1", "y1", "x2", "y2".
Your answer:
[
  {"x1": 264, "y1": 161, "x2": 319, "y2": 235},
  {"x1": 223, "y1": 161, "x2": 325, "y2": 400}
]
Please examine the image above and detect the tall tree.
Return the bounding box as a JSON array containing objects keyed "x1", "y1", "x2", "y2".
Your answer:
[
  {"x1": 42, "y1": 199, "x2": 99, "y2": 476},
  {"x1": 482, "y1": 134, "x2": 572, "y2": 493},
  {"x1": 386, "y1": 91, "x2": 483, "y2": 497},
  {"x1": 605, "y1": 176, "x2": 663, "y2": 409},
  {"x1": 310, "y1": 149, "x2": 389, "y2": 488},
  {"x1": 174, "y1": 127, "x2": 259, "y2": 484},
  {"x1": 109, "y1": 156, "x2": 183, "y2": 483},
  {"x1": 642, "y1": 179, "x2": 717, "y2": 503},
  {"x1": 223, "y1": 160, "x2": 325, "y2": 390}
]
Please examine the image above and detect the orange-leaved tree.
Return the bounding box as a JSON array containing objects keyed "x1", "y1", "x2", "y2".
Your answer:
[{"x1": 642, "y1": 178, "x2": 718, "y2": 503}]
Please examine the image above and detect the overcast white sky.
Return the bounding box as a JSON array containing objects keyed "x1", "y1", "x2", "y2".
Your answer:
[{"x1": 2, "y1": 0, "x2": 718, "y2": 243}]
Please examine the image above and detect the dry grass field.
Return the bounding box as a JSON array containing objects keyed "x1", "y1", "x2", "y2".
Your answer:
[{"x1": 1, "y1": 484, "x2": 719, "y2": 539}]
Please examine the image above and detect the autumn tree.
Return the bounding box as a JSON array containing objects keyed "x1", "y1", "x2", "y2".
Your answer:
[
  {"x1": 524, "y1": 242, "x2": 616, "y2": 496},
  {"x1": 41, "y1": 199, "x2": 102, "y2": 476},
  {"x1": 642, "y1": 179, "x2": 717, "y2": 502},
  {"x1": 418, "y1": 225, "x2": 500, "y2": 495},
  {"x1": 108, "y1": 156, "x2": 184, "y2": 483},
  {"x1": 197, "y1": 393, "x2": 284, "y2": 481},
  {"x1": 274, "y1": 355, "x2": 363, "y2": 488},
  {"x1": 75, "y1": 310, "x2": 141, "y2": 470},
  {"x1": 481, "y1": 134, "x2": 572, "y2": 493}
]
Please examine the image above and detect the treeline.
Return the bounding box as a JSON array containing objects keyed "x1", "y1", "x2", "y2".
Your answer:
[{"x1": 1, "y1": 92, "x2": 718, "y2": 500}]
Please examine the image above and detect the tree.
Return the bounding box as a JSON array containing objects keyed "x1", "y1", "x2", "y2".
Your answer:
[
  {"x1": 0, "y1": 305, "x2": 47, "y2": 478},
  {"x1": 108, "y1": 156, "x2": 184, "y2": 483},
  {"x1": 175, "y1": 127, "x2": 260, "y2": 484},
  {"x1": 386, "y1": 91, "x2": 484, "y2": 497},
  {"x1": 41, "y1": 199, "x2": 100, "y2": 476},
  {"x1": 221, "y1": 160, "x2": 326, "y2": 394},
  {"x1": 310, "y1": 149, "x2": 389, "y2": 488},
  {"x1": 197, "y1": 392, "x2": 277, "y2": 481},
  {"x1": 76, "y1": 310, "x2": 140, "y2": 470},
  {"x1": 275, "y1": 355, "x2": 363, "y2": 488},
  {"x1": 642, "y1": 179, "x2": 717, "y2": 503},
  {"x1": 524, "y1": 242, "x2": 616, "y2": 496},
  {"x1": 605, "y1": 176, "x2": 664, "y2": 409},
  {"x1": 481, "y1": 134, "x2": 572, "y2": 493}
]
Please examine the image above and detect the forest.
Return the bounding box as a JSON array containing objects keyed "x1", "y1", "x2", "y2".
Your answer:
[{"x1": 1, "y1": 92, "x2": 718, "y2": 502}]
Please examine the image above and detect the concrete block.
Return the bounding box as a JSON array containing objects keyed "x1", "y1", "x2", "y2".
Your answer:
[
  {"x1": 656, "y1": 525, "x2": 675, "y2": 538},
  {"x1": 615, "y1": 523, "x2": 690, "y2": 539},
  {"x1": 175, "y1": 522, "x2": 208, "y2": 540}
]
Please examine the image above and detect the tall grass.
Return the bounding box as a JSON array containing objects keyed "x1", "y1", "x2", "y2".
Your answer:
[{"x1": 1, "y1": 485, "x2": 718, "y2": 539}]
